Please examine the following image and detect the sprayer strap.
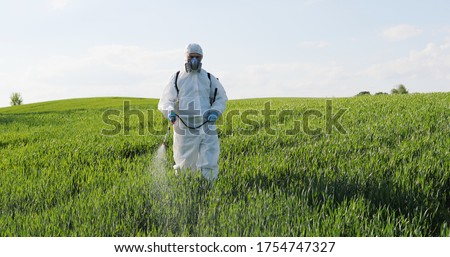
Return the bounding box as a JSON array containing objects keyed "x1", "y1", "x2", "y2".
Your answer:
[
  {"x1": 174, "y1": 71, "x2": 213, "y2": 99},
  {"x1": 174, "y1": 71, "x2": 181, "y2": 96}
]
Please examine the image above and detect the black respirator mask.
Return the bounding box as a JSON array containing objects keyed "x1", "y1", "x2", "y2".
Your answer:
[{"x1": 185, "y1": 57, "x2": 202, "y2": 72}]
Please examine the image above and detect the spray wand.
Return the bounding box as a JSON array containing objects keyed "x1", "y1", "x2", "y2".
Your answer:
[
  {"x1": 162, "y1": 112, "x2": 214, "y2": 147},
  {"x1": 162, "y1": 119, "x2": 175, "y2": 147}
]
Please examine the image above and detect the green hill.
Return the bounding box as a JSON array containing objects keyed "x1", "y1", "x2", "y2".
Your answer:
[
  {"x1": 0, "y1": 93, "x2": 449, "y2": 236},
  {"x1": 0, "y1": 97, "x2": 157, "y2": 114}
]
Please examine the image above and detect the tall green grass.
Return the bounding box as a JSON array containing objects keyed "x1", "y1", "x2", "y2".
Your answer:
[{"x1": 0, "y1": 93, "x2": 449, "y2": 236}]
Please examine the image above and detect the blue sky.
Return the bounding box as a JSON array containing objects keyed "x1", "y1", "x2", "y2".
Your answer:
[{"x1": 1, "y1": 0, "x2": 449, "y2": 107}]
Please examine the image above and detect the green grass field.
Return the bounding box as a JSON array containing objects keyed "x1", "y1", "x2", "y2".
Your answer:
[{"x1": 0, "y1": 93, "x2": 449, "y2": 236}]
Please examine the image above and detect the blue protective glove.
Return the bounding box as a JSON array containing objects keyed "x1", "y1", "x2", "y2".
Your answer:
[
  {"x1": 168, "y1": 111, "x2": 176, "y2": 124},
  {"x1": 207, "y1": 111, "x2": 219, "y2": 122}
]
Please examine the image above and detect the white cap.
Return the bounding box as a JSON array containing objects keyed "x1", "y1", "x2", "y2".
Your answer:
[{"x1": 185, "y1": 43, "x2": 203, "y2": 56}]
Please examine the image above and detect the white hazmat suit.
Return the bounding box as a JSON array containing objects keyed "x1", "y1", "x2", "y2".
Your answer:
[{"x1": 158, "y1": 43, "x2": 228, "y2": 181}]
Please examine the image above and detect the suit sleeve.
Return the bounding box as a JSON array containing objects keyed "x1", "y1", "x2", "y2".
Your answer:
[
  {"x1": 210, "y1": 74, "x2": 228, "y2": 116},
  {"x1": 158, "y1": 72, "x2": 178, "y2": 118}
]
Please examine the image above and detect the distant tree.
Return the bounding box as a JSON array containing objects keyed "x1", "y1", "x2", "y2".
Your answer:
[
  {"x1": 375, "y1": 92, "x2": 388, "y2": 95},
  {"x1": 391, "y1": 84, "x2": 409, "y2": 94},
  {"x1": 397, "y1": 84, "x2": 409, "y2": 94},
  {"x1": 356, "y1": 91, "x2": 371, "y2": 96},
  {"x1": 10, "y1": 92, "x2": 23, "y2": 106}
]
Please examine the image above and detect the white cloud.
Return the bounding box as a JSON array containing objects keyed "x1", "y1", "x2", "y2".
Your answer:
[
  {"x1": 381, "y1": 24, "x2": 422, "y2": 41},
  {"x1": 28, "y1": 45, "x2": 181, "y2": 81},
  {"x1": 0, "y1": 53, "x2": 354, "y2": 106},
  {"x1": 0, "y1": 45, "x2": 184, "y2": 106},
  {"x1": 364, "y1": 40, "x2": 450, "y2": 81},
  {"x1": 12, "y1": 44, "x2": 350, "y2": 104},
  {"x1": 3, "y1": 40, "x2": 449, "y2": 108},
  {"x1": 221, "y1": 62, "x2": 349, "y2": 99},
  {"x1": 50, "y1": 0, "x2": 71, "y2": 10}
]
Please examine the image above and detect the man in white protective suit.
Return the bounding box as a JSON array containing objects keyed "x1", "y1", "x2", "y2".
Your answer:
[{"x1": 158, "y1": 43, "x2": 228, "y2": 182}]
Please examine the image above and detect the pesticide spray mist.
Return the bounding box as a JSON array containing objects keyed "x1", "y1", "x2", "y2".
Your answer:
[
  {"x1": 146, "y1": 123, "x2": 186, "y2": 232},
  {"x1": 146, "y1": 123, "x2": 207, "y2": 234},
  {"x1": 149, "y1": 143, "x2": 170, "y2": 199},
  {"x1": 150, "y1": 124, "x2": 171, "y2": 191}
]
